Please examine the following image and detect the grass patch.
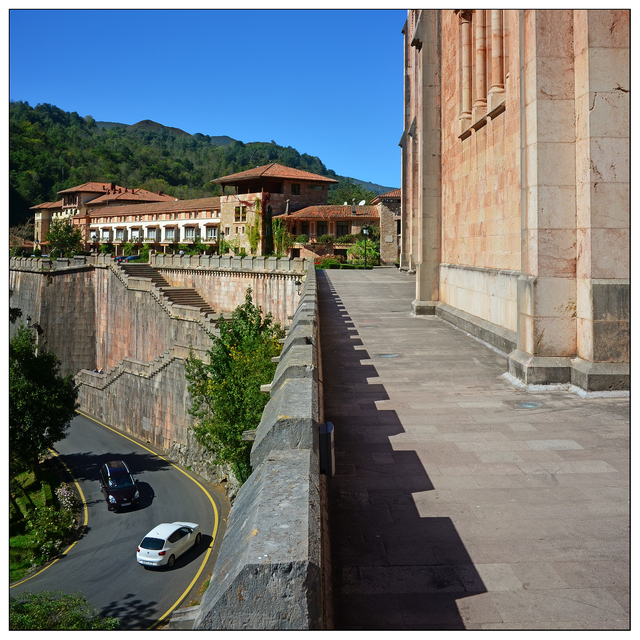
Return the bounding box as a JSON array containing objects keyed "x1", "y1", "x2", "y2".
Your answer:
[{"x1": 9, "y1": 460, "x2": 74, "y2": 583}]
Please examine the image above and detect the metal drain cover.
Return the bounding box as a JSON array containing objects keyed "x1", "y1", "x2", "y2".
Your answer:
[{"x1": 374, "y1": 353, "x2": 402, "y2": 358}]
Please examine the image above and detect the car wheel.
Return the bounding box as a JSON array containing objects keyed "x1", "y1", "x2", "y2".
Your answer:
[
  {"x1": 167, "y1": 555, "x2": 175, "y2": 568},
  {"x1": 195, "y1": 533, "x2": 201, "y2": 546}
]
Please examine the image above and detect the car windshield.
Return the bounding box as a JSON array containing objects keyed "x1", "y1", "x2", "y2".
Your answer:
[
  {"x1": 109, "y1": 475, "x2": 134, "y2": 489},
  {"x1": 140, "y1": 537, "x2": 165, "y2": 550}
]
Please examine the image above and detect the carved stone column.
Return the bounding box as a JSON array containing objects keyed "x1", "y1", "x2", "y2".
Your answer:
[
  {"x1": 488, "y1": 9, "x2": 505, "y2": 114},
  {"x1": 458, "y1": 10, "x2": 473, "y2": 135},
  {"x1": 473, "y1": 9, "x2": 487, "y2": 124}
]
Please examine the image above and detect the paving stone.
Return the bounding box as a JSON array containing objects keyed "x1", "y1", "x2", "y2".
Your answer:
[{"x1": 319, "y1": 268, "x2": 629, "y2": 630}]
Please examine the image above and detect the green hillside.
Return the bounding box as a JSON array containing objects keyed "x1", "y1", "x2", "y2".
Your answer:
[{"x1": 9, "y1": 101, "x2": 394, "y2": 227}]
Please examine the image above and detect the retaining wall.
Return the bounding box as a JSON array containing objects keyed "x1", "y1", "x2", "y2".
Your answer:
[{"x1": 193, "y1": 265, "x2": 331, "y2": 630}]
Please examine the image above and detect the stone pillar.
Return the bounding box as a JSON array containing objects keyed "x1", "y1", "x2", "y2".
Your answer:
[
  {"x1": 411, "y1": 10, "x2": 442, "y2": 315},
  {"x1": 473, "y1": 9, "x2": 488, "y2": 123},
  {"x1": 488, "y1": 10, "x2": 506, "y2": 113},
  {"x1": 572, "y1": 10, "x2": 630, "y2": 391},
  {"x1": 509, "y1": 10, "x2": 578, "y2": 384},
  {"x1": 458, "y1": 10, "x2": 473, "y2": 135}
]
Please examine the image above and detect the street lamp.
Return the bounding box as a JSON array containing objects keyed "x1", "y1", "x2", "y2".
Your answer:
[{"x1": 219, "y1": 231, "x2": 225, "y2": 255}]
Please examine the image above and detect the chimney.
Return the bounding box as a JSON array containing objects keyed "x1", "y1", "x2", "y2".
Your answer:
[
  {"x1": 352, "y1": 198, "x2": 356, "y2": 214},
  {"x1": 285, "y1": 199, "x2": 290, "y2": 215}
]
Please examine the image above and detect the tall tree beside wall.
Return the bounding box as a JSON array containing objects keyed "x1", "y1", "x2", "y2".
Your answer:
[
  {"x1": 9, "y1": 321, "x2": 78, "y2": 479},
  {"x1": 184, "y1": 288, "x2": 284, "y2": 484}
]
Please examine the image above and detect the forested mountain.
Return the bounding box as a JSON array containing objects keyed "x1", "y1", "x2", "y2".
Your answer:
[{"x1": 9, "y1": 101, "x2": 394, "y2": 226}]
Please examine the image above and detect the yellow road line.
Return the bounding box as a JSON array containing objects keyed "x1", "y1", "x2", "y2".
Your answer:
[
  {"x1": 12, "y1": 409, "x2": 220, "y2": 632},
  {"x1": 74, "y1": 411, "x2": 220, "y2": 629},
  {"x1": 10, "y1": 450, "x2": 89, "y2": 589}
]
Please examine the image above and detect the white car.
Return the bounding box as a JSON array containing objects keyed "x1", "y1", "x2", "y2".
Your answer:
[{"x1": 136, "y1": 521, "x2": 202, "y2": 569}]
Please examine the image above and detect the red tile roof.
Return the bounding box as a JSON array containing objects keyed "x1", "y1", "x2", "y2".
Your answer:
[
  {"x1": 57, "y1": 182, "x2": 123, "y2": 194},
  {"x1": 30, "y1": 200, "x2": 63, "y2": 210},
  {"x1": 212, "y1": 163, "x2": 339, "y2": 184},
  {"x1": 86, "y1": 196, "x2": 221, "y2": 219},
  {"x1": 371, "y1": 188, "x2": 401, "y2": 205},
  {"x1": 273, "y1": 205, "x2": 379, "y2": 221},
  {"x1": 87, "y1": 188, "x2": 178, "y2": 205}
]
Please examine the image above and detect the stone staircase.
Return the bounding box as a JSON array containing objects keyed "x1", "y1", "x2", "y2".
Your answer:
[
  {"x1": 120, "y1": 262, "x2": 170, "y2": 288},
  {"x1": 119, "y1": 262, "x2": 216, "y2": 322},
  {"x1": 161, "y1": 287, "x2": 216, "y2": 318}
]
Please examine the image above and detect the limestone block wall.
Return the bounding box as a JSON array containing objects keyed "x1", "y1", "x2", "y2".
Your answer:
[
  {"x1": 9, "y1": 259, "x2": 97, "y2": 377},
  {"x1": 93, "y1": 266, "x2": 213, "y2": 372},
  {"x1": 9, "y1": 255, "x2": 307, "y2": 454},
  {"x1": 573, "y1": 9, "x2": 630, "y2": 365},
  {"x1": 439, "y1": 263, "x2": 519, "y2": 333},
  {"x1": 440, "y1": 9, "x2": 522, "y2": 273},
  {"x1": 150, "y1": 254, "x2": 309, "y2": 326},
  {"x1": 379, "y1": 203, "x2": 400, "y2": 265},
  {"x1": 75, "y1": 350, "x2": 198, "y2": 450}
]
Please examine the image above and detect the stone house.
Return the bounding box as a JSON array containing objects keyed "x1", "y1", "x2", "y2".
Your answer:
[
  {"x1": 273, "y1": 203, "x2": 380, "y2": 261},
  {"x1": 401, "y1": 9, "x2": 629, "y2": 391},
  {"x1": 371, "y1": 188, "x2": 401, "y2": 265},
  {"x1": 211, "y1": 163, "x2": 338, "y2": 255}
]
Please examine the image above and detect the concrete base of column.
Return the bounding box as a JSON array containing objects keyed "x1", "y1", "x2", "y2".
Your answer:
[
  {"x1": 571, "y1": 357, "x2": 630, "y2": 392},
  {"x1": 508, "y1": 349, "x2": 572, "y2": 385},
  {"x1": 411, "y1": 300, "x2": 438, "y2": 315}
]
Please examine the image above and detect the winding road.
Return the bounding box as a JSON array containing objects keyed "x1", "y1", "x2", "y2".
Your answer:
[{"x1": 10, "y1": 412, "x2": 227, "y2": 630}]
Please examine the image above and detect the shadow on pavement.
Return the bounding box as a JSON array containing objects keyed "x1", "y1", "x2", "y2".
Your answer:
[{"x1": 318, "y1": 270, "x2": 486, "y2": 629}]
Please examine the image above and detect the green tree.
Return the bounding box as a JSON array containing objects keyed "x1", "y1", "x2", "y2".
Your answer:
[
  {"x1": 45, "y1": 219, "x2": 83, "y2": 259},
  {"x1": 9, "y1": 324, "x2": 78, "y2": 477},
  {"x1": 185, "y1": 288, "x2": 284, "y2": 483},
  {"x1": 9, "y1": 591, "x2": 119, "y2": 630},
  {"x1": 272, "y1": 218, "x2": 293, "y2": 257}
]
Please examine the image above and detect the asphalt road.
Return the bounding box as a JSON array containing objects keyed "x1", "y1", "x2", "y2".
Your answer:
[{"x1": 10, "y1": 412, "x2": 226, "y2": 630}]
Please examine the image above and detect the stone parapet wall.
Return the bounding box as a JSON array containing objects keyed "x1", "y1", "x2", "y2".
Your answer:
[{"x1": 194, "y1": 265, "x2": 329, "y2": 630}]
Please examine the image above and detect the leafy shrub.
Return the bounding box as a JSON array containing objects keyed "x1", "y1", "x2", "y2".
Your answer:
[
  {"x1": 335, "y1": 234, "x2": 357, "y2": 244},
  {"x1": 316, "y1": 257, "x2": 343, "y2": 270},
  {"x1": 26, "y1": 505, "x2": 75, "y2": 560},
  {"x1": 295, "y1": 234, "x2": 309, "y2": 244},
  {"x1": 10, "y1": 591, "x2": 119, "y2": 630},
  {"x1": 317, "y1": 234, "x2": 334, "y2": 245},
  {"x1": 55, "y1": 483, "x2": 78, "y2": 512}
]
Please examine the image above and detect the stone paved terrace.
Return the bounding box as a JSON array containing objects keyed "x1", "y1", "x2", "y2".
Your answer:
[{"x1": 319, "y1": 267, "x2": 629, "y2": 630}]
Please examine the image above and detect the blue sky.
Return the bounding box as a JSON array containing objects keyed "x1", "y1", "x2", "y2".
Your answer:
[{"x1": 8, "y1": 7, "x2": 406, "y2": 189}]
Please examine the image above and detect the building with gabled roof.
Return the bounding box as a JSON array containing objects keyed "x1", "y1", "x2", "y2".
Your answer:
[
  {"x1": 32, "y1": 181, "x2": 179, "y2": 249},
  {"x1": 212, "y1": 163, "x2": 339, "y2": 256}
]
